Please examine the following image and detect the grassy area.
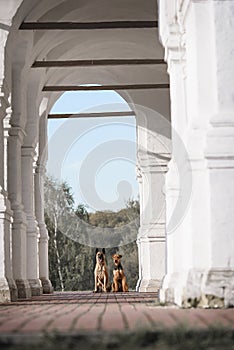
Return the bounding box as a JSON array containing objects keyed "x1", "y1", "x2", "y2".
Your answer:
[{"x1": 1, "y1": 328, "x2": 234, "y2": 350}]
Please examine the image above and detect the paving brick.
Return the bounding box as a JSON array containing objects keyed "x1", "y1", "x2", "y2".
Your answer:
[
  {"x1": 166, "y1": 308, "x2": 208, "y2": 329},
  {"x1": 0, "y1": 292, "x2": 233, "y2": 336},
  {"x1": 222, "y1": 309, "x2": 234, "y2": 324},
  {"x1": 74, "y1": 303, "x2": 106, "y2": 331},
  {"x1": 188, "y1": 309, "x2": 234, "y2": 328},
  {"x1": 140, "y1": 307, "x2": 179, "y2": 329},
  {"x1": 100, "y1": 304, "x2": 125, "y2": 331},
  {"x1": 0, "y1": 316, "x2": 33, "y2": 333},
  {"x1": 119, "y1": 304, "x2": 152, "y2": 330},
  {"x1": 19, "y1": 316, "x2": 54, "y2": 333},
  {"x1": 47, "y1": 305, "x2": 90, "y2": 332}
]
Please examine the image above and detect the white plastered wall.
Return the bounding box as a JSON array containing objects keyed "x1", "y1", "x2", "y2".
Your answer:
[{"x1": 159, "y1": 0, "x2": 234, "y2": 308}]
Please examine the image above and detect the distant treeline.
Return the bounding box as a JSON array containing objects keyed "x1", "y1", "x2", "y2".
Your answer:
[{"x1": 44, "y1": 176, "x2": 139, "y2": 291}]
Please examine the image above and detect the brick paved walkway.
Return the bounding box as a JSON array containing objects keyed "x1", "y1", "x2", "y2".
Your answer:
[{"x1": 0, "y1": 291, "x2": 233, "y2": 337}]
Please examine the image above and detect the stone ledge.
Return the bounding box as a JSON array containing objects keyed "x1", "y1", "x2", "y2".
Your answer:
[
  {"x1": 160, "y1": 269, "x2": 234, "y2": 308},
  {"x1": 0, "y1": 277, "x2": 11, "y2": 303},
  {"x1": 28, "y1": 279, "x2": 43, "y2": 296},
  {"x1": 137, "y1": 278, "x2": 161, "y2": 292},
  {"x1": 40, "y1": 277, "x2": 53, "y2": 294},
  {"x1": 15, "y1": 279, "x2": 31, "y2": 299}
]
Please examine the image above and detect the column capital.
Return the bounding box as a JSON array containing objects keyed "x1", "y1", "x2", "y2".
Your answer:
[
  {"x1": 159, "y1": 0, "x2": 188, "y2": 76},
  {"x1": 159, "y1": 0, "x2": 190, "y2": 47},
  {"x1": 0, "y1": 98, "x2": 8, "y2": 120},
  {"x1": 0, "y1": 188, "x2": 13, "y2": 219},
  {"x1": 136, "y1": 164, "x2": 142, "y2": 180},
  {"x1": 205, "y1": 123, "x2": 234, "y2": 169},
  {"x1": 0, "y1": 81, "x2": 10, "y2": 102},
  {"x1": 21, "y1": 146, "x2": 36, "y2": 158},
  {"x1": 138, "y1": 151, "x2": 170, "y2": 173},
  {"x1": 9, "y1": 126, "x2": 26, "y2": 142},
  {"x1": 3, "y1": 108, "x2": 11, "y2": 131},
  {"x1": 38, "y1": 223, "x2": 49, "y2": 240},
  {"x1": 164, "y1": 26, "x2": 186, "y2": 77},
  {"x1": 35, "y1": 162, "x2": 46, "y2": 175},
  {"x1": 138, "y1": 236, "x2": 166, "y2": 244},
  {"x1": 0, "y1": 90, "x2": 10, "y2": 121}
]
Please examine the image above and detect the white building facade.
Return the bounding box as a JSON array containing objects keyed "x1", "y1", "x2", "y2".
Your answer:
[{"x1": 0, "y1": 0, "x2": 233, "y2": 307}]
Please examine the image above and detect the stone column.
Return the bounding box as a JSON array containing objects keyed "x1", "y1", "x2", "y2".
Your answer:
[
  {"x1": 7, "y1": 126, "x2": 31, "y2": 299},
  {"x1": 159, "y1": 16, "x2": 194, "y2": 304},
  {"x1": 203, "y1": 0, "x2": 234, "y2": 307},
  {"x1": 159, "y1": 0, "x2": 234, "y2": 307},
  {"x1": 137, "y1": 151, "x2": 168, "y2": 292},
  {"x1": 21, "y1": 147, "x2": 42, "y2": 296},
  {"x1": 35, "y1": 162, "x2": 53, "y2": 294},
  {"x1": 35, "y1": 114, "x2": 53, "y2": 293},
  {"x1": 0, "y1": 89, "x2": 17, "y2": 302},
  {"x1": 3, "y1": 110, "x2": 18, "y2": 301},
  {"x1": 136, "y1": 165, "x2": 143, "y2": 291}
]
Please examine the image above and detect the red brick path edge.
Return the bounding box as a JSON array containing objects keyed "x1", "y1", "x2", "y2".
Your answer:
[{"x1": 0, "y1": 292, "x2": 233, "y2": 336}]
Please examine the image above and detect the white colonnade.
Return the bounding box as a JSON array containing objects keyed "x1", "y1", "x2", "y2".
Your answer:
[
  {"x1": 159, "y1": 0, "x2": 234, "y2": 307},
  {"x1": 0, "y1": 0, "x2": 233, "y2": 308}
]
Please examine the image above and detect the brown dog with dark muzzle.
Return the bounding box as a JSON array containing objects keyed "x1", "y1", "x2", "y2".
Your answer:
[
  {"x1": 111, "y1": 254, "x2": 128, "y2": 292},
  {"x1": 93, "y1": 248, "x2": 108, "y2": 293}
]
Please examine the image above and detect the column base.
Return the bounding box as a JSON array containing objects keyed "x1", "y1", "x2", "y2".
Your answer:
[
  {"x1": 0, "y1": 191, "x2": 16, "y2": 301},
  {"x1": 137, "y1": 233, "x2": 166, "y2": 293},
  {"x1": 0, "y1": 277, "x2": 11, "y2": 303},
  {"x1": 40, "y1": 277, "x2": 53, "y2": 294},
  {"x1": 28, "y1": 278, "x2": 43, "y2": 296},
  {"x1": 160, "y1": 269, "x2": 234, "y2": 308},
  {"x1": 15, "y1": 279, "x2": 31, "y2": 299},
  {"x1": 137, "y1": 278, "x2": 161, "y2": 292},
  {"x1": 7, "y1": 277, "x2": 18, "y2": 301}
]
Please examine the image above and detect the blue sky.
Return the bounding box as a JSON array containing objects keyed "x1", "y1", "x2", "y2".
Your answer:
[{"x1": 47, "y1": 91, "x2": 139, "y2": 212}]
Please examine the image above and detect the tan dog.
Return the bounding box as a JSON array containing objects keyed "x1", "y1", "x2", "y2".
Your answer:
[
  {"x1": 112, "y1": 254, "x2": 128, "y2": 292},
  {"x1": 93, "y1": 248, "x2": 108, "y2": 293}
]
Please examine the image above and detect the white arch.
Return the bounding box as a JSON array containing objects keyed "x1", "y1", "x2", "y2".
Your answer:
[{"x1": 0, "y1": 0, "x2": 171, "y2": 300}]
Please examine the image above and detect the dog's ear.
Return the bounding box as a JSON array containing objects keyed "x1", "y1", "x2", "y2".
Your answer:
[
  {"x1": 119, "y1": 254, "x2": 122, "y2": 259},
  {"x1": 102, "y1": 248, "x2": 105, "y2": 255},
  {"x1": 95, "y1": 248, "x2": 99, "y2": 254}
]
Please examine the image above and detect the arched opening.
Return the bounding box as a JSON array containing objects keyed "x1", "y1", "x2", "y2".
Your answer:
[
  {"x1": 47, "y1": 90, "x2": 138, "y2": 212},
  {"x1": 0, "y1": 0, "x2": 171, "y2": 301},
  {"x1": 1, "y1": 0, "x2": 233, "y2": 310},
  {"x1": 46, "y1": 89, "x2": 140, "y2": 291}
]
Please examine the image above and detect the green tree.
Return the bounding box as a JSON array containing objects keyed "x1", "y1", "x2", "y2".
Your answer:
[
  {"x1": 44, "y1": 176, "x2": 93, "y2": 291},
  {"x1": 44, "y1": 177, "x2": 74, "y2": 291},
  {"x1": 88, "y1": 199, "x2": 140, "y2": 290},
  {"x1": 44, "y1": 176, "x2": 140, "y2": 291}
]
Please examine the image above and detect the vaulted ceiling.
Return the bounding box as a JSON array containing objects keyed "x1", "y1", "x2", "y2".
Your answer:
[{"x1": 8, "y1": 0, "x2": 170, "y2": 120}]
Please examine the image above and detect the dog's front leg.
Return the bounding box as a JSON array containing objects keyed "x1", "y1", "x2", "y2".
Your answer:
[
  {"x1": 122, "y1": 276, "x2": 129, "y2": 292},
  {"x1": 103, "y1": 273, "x2": 107, "y2": 292},
  {"x1": 112, "y1": 275, "x2": 119, "y2": 292},
  {"x1": 93, "y1": 273, "x2": 98, "y2": 293}
]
